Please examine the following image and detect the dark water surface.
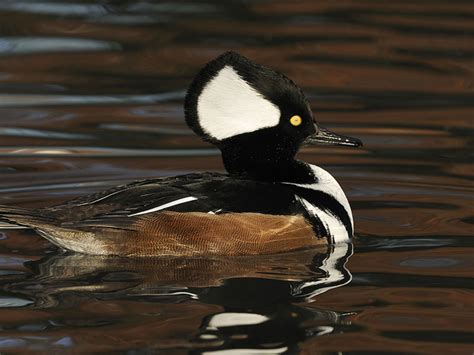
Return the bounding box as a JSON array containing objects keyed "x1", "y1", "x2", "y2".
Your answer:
[{"x1": 0, "y1": 1, "x2": 473, "y2": 353}]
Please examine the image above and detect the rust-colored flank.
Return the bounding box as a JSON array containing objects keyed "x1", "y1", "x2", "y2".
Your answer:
[{"x1": 33, "y1": 212, "x2": 322, "y2": 257}]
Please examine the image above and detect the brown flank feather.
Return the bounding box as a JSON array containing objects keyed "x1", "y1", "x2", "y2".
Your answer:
[
  {"x1": 109, "y1": 212, "x2": 322, "y2": 256},
  {"x1": 0, "y1": 206, "x2": 322, "y2": 256}
]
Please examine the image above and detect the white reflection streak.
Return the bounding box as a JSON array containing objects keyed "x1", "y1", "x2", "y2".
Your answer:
[
  {"x1": 203, "y1": 347, "x2": 288, "y2": 355},
  {"x1": 0, "y1": 127, "x2": 92, "y2": 139},
  {"x1": 0, "y1": 223, "x2": 28, "y2": 229},
  {"x1": 207, "y1": 313, "x2": 270, "y2": 328},
  {"x1": 0, "y1": 147, "x2": 218, "y2": 157},
  {"x1": 0, "y1": 91, "x2": 185, "y2": 107},
  {"x1": 292, "y1": 242, "x2": 353, "y2": 300},
  {"x1": 130, "y1": 291, "x2": 198, "y2": 300},
  {"x1": 0, "y1": 38, "x2": 120, "y2": 55},
  {"x1": 0, "y1": 2, "x2": 108, "y2": 16}
]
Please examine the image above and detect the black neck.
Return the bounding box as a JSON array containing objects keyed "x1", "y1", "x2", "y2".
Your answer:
[
  {"x1": 216, "y1": 128, "x2": 315, "y2": 183},
  {"x1": 221, "y1": 152, "x2": 315, "y2": 183}
]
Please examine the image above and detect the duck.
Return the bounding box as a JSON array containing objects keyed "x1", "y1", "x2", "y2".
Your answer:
[{"x1": 0, "y1": 51, "x2": 362, "y2": 257}]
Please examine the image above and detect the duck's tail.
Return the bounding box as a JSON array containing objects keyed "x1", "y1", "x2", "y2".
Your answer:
[
  {"x1": 0, "y1": 205, "x2": 54, "y2": 229},
  {"x1": 0, "y1": 205, "x2": 81, "y2": 252},
  {"x1": 0, "y1": 205, "x2": 108, "y2": 255}
]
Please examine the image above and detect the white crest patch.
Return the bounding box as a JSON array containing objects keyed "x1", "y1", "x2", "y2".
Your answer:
[{"x1": 197, "y1": 66, "x2": 280, "y2": 140}]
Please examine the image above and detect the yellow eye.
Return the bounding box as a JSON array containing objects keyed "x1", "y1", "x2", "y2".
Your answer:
[{"x1": 290, "y1": 115, "x2": 302, "y2": 126}]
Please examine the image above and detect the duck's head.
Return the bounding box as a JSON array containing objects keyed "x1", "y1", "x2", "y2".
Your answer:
[{"x1": 185, "y1": 51, "x2": 361, "y2": 179}]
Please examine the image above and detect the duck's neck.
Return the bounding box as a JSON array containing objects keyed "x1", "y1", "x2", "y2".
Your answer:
[{"x1": 221, "y1": 152, "x2": 315, "y2": 183}]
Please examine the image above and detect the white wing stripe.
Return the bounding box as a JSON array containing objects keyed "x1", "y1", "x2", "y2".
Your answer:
[
  {"x1": 128, "y1": 196, "x2": 198, "y2": 217},
  {"x1": 76, "y1": 189, "x2": 124, "y2": 206}
]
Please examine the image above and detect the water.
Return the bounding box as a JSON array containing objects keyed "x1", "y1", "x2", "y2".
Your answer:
[{"x1": 0, "y1": 1, "x2": 473, "y2": 353}]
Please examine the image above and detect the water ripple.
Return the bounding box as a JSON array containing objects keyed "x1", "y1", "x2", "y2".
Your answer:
[
  {"x1": 0, "y1": 146, "x2": 218, "y2": 157},
  {"x1": 0, "y1": 2, "x2": 108, "y2": 16},
  {"x1": 0, "y1": 127, "x2": 92, "y2": 139},
  {"x1": 0, "y1": 38, "x2": 120, "y2": 55},
  {"x1": 0, "y1": 0, "x2": 472, "y2": 352},
  {"x1": 0, "y1": 92, "x2": 185, "y2": 107}
]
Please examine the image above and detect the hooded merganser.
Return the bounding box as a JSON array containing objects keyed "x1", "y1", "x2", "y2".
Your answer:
[{"x1": 0, "y1": 51, "x2": 361, "y2": 257}]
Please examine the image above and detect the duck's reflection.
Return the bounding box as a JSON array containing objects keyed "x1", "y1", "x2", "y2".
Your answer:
[
  {"x1": 191, "y1": 243, "x2": 352, "y2": 354},
  {"x1": 2, "y1": 243, "x2": 353, "y2": 352}
]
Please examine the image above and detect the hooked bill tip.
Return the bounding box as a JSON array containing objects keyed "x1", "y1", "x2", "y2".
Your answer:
[{"x1": 305, "y1": 126, "x2": 362, "y2": 148}]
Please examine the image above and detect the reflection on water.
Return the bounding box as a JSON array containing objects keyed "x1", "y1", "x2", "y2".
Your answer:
[
  {"x1": 5, "y1": 244, "x2": 352, "y2": 305},
  {"x1": 0, "y1": 37, "x2": 120, "y2": 55},
  {"x1": 0, "y1": 0, "x2": 473, "y2": 353},
  {"x1": 0, "y1": 244, "x2": 352, "y2": 352}
]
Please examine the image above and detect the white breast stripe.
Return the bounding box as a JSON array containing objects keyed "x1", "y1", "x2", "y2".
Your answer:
[
  {"x1": 296, "y1": 196, "x2": 349, "y2": 244},
  {"x1": 198, "y1": 66, "x2": 280, "y2": 140},
  {"x1": 282, "y1": 164, "x2": 353, "y2": 230},
  {"x1": 128, "y1": 196, "x2": 198, "y2": 217}
]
